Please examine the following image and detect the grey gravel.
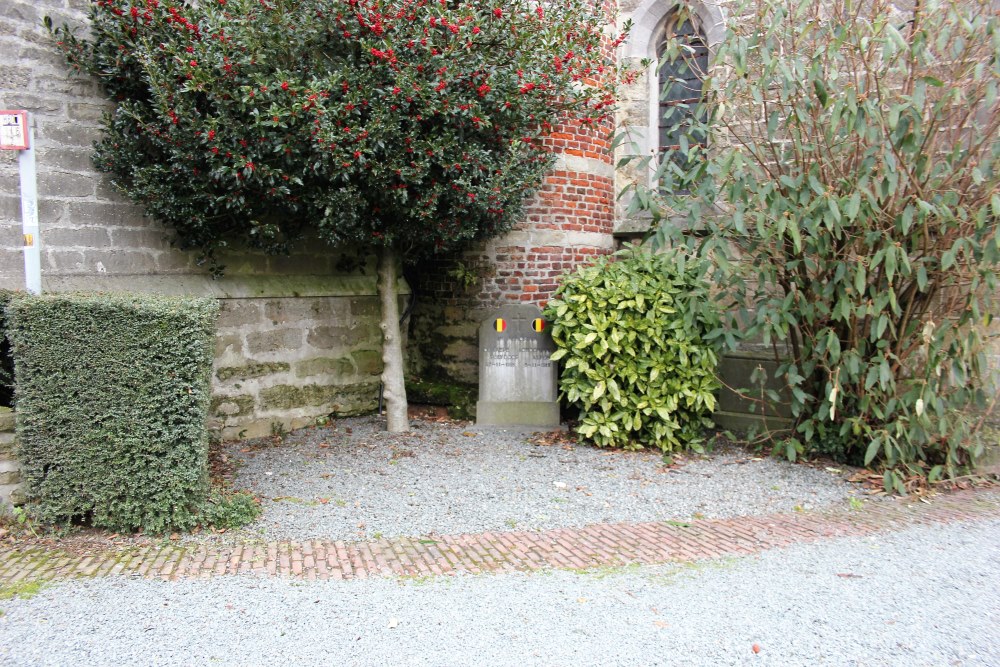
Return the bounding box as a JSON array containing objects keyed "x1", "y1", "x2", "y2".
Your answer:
[
  {"x1": 1, "y1": 518, "x2": 997, "y2": 666},
  {"x1": 225, "y1": 415, "x2": 864, "y2": 542}
]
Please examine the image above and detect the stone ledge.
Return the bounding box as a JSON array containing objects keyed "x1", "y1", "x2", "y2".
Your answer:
[{"x1": 41, "y1": 274, "x2": 411, "y2": 299}]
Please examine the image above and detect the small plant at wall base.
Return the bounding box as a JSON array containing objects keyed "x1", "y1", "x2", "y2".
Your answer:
[
  {"x1": 545, "y1": 248, "x2": 722, "y2": 452},
  {"x1": 626, "y1": 0, "x2": 1000, "y2": 489},
  {"x1": 48, "y1": 0, "x2": 634, "y2": 433}
]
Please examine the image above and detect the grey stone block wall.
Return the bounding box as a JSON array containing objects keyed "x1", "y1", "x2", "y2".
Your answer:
[
  {"x1": 1, "y1": 1, "x2": 393, "y2": 440},
  {"x1": 211, "y1": 295, "x2": 388, "y2": 440},
  {"x1": 0, "y1": 407, "x2": 22, "y2": 507}
]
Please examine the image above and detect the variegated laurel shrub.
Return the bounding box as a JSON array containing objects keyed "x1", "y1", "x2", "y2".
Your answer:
[{"x1": 546, "y1": 249, "x2": 722, "y2": 452}]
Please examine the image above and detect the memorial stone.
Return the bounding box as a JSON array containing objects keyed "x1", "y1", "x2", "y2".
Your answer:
[{"x1": 476, "y1": 305, "x2": 560, "y2": 427}]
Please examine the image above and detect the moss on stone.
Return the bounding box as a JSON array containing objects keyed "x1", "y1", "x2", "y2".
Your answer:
[
  {"x1": 0, "y1": 407, "x2": 13, "y2": 432},
  {"x1": 0, "y1": 469, "x2": 21, "y2": 485},
  {"x1": 209, "y1": 395, "x2": 256, "y2": 418},
  {"x1": 215, "y1": 361, "x2": 291, "y2": 383},
  {"x1": 260, "y1": 382, "x2": 379, "y2": 413},
  {"x1": 295, "y1": 356, "x2": 355, "y2": 378},
  {"x1": 406, "y1": 378, "x2": 478, "y2": 421},
  {"x1": 352, "y1": 349, "x2": 384, "y2": 375}
]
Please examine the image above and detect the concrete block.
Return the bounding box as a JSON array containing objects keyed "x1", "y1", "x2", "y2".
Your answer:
[
  {"x1": 209, "y1": 394, "x2": 256, "y2": 418},
  {"x1": 39, "y1": 172, "x2": 97, "y2": 198},
  {"x1": 350, "y1": 297, "x2": 381, "y2": 318},
  {"x1": 12, "y1": 93, "x2": 64, "y2": 114},
  {"x1": 0, "y1": 407, "x2": 14, "y2": 431},
  {"x1": 82, "y1": 249, "x2": 160, "y2": 274},
  {"x1": 221, "y1": 421, "x2": 273, "y2": 441},
  {"x1": 246, "y1": 328, "x2": 304, "y2": 355},
  {"x1": 0, "y1": 196, "x2": 21, "y2": 220},
  {"x1": 65, "y1": 201, "x2": 140, "y2": 227},
  {"x1": 216, "y1": 300, "x2": 262, "y2": 329},
  {"x1": 67, "y1": 102, "x2": 110, "y2": 122},
  {"x1": 264, "y1": 298, "x2": 350, "y2": 325},
  {"x1": 306, "y1": 325, "x2": 359, "y2": 350},
  {"x1": 41, "y1": 123, "x2": 104, "y2": 149},
  {"x1": 0, "y1": 484, "x2": 25, "y2": 507},
  {"x1": 214, "y1": 334, "x2": 243, "y2": 358},
  {"x1": 0, "y1": 469, "x2": 21, "y2": 485},
  {"x1": 44, "y1": 226, "x2": 112, "y2": 249},
  {"x1": 37, "y1": 147, "x2": 97, "y2": 173},
  {"x1": 0, "y1": 432, "x2": 15, "y2": 456},
  {"x1": 108, "y1": 228, "x2": 173, "y2": 250},
  {"x1": 476, "y1": 401, "x2": 560, "y2": 428}
]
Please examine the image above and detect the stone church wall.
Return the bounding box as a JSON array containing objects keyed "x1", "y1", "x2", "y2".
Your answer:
[{"x1": 0, "y1": 0, "x2": 392, "y2": 439}]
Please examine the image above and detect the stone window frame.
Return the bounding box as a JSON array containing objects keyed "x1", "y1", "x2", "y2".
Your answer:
[
  {"x1": 655, "y1": 15, "x2": 710, "y2": 179},
  {"x1": 623, "y1": 0, "x2": 726, "y2": 176}
]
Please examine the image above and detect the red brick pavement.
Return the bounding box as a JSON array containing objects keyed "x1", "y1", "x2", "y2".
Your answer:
[{"x1": 1, "y1": 489, "x2": 997, "y2": 585}]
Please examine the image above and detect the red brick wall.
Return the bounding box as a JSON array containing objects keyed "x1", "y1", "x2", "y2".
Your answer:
[{"x1": 407, "y1": 3, "x2": 620, "y2": 384}]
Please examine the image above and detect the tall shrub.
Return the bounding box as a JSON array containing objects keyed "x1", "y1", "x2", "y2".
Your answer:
[
  {"x1": 6, "y1": 293, "x2": 218, "y2": 532},
  {"x1": 48, "y1": 0, "x2": 632, "y2": 432},
  {"x1": 546, "y1": 249, "x2": 721, "y2": 452},
  {"x1": 626, "y1": 0, "x2": 1000, "y2": 488}
]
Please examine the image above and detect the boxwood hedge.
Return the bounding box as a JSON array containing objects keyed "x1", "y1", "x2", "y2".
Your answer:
[{"x1": 5, "y1": 292, "x2": 218, "y2": 532}]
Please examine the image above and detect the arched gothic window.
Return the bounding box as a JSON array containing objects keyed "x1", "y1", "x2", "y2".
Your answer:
[{"x1": 656, "y1": 16, "x2": 709, "y2": 178}]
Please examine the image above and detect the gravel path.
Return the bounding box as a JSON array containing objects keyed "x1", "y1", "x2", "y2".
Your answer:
[
  {"x1": 224, "y1": 415, "x2": 864, "y2": 542},
  {"x1": 2, "y1": 518, "x2": 996, "y2": 666}
]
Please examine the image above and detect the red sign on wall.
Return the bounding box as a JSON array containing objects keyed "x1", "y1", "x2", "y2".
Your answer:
[{"x1": 0, "y1": 111, "x2": 29, "y2": 150}]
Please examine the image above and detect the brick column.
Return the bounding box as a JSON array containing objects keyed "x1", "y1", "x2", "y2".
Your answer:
[{"x1": 408, "y1": 108, "x2": 617, "y2": 385}]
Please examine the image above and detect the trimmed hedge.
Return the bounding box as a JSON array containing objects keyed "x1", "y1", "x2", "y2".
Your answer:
[
  {"x1": 0, "y1": 289, "x2": 16, "y2": 407},
  {"x1": 6, "y1": 292, "x2": 218, "y2": 532},
  {"x1": 546, "y1": 249, "x2": 722, "y2": 452}
]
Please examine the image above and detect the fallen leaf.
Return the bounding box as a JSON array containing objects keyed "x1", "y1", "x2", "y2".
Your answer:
[
  {"x1": 653, "y1": 620, "x2": 669, "y2": 629},
  {"x1": 318, "y1": 443, "x2": 330, "y2": 449},
  {"x1": 825, "y1": 467, "x2": 843, "y2": 474},
  {"x1": 169, "y1": 532, "x2": 180, "y2": 541},
  {"x1": 462, "y1": 431, "x2": 477, "y2": 437},
  {"x1": 752, "y1": 644, "x2": 761, "y2": 654},
  {"x1": 576, "y1": 597, "x2": 588, "y2": 603},
  {"x1": 836, "y1": 572, "x2": 862, "y2": 579},
  {"x1": 318, "y1": 497, "x2": 330, "y2": 505}
]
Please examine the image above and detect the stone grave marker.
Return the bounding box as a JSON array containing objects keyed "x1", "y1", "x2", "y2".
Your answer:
[{"x1": 476, "y1": 305, "x2": 559, "y2": 427}]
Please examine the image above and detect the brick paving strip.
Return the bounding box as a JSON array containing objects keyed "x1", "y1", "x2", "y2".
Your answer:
[{"x1": 1, "y1": 488, "x2": 997, "y2": 585}]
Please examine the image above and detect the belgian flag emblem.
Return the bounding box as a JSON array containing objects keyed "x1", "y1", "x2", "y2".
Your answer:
[
  {"x1": 494, "y1": 318, "x2": 507, "y2": 332},
  {"x1": 532, "y1": 318, "x2": 546, "y2": 333}
]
